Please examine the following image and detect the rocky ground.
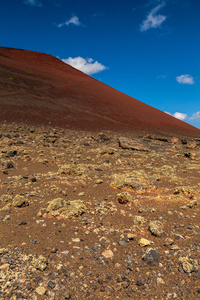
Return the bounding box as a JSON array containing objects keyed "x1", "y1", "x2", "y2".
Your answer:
[{"x1": 0, "y1": 122, "x2": 199, "y2": 300}]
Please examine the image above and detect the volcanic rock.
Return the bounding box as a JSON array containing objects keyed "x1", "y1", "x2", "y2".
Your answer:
[
  {"x1": 119, "y1": 137, "x2": 149, "y2": 151},
  {"x1": 142, "y1": 249, "x2": 160, "y2": 266},
  {"x1": 149, "y1": 220, "x2": 164, "y2": 237},
  {"x1": 12, "y1": 195, "x2": 28, "y2": 207}
]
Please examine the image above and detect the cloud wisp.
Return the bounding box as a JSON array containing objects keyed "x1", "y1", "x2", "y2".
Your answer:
[
  {"x1": 57, "y1": 16, "x2": 82, "y2": 28},
  {"x1": 156, "y1": 74, "x2": 167, "y2": 79},
  {"x1": 166, "y1": 110, "x2": 200, "y2": 123},
  {"x1": 140, "y1": 2, "x2": 167, "y2": 32},
  {"x1": 189, "y1": 111, "x2": 200, "y2": 120},
  {"x1": 176, "y1": 74, "x2": 194, "y2": 85},
  {"x1": 61, "y1": 57, "x2": 108, "y2": 75},
  {"x1": 24, "y1": 0, "x2": 42, "y2": 6},
  {"x1": 165, "y1": 111, "x2": 188, "y2": 121}
]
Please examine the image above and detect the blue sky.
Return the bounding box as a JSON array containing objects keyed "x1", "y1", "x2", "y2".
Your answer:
[{"x1": 1, "y1": 0, "x2": 200, "y2": 128}]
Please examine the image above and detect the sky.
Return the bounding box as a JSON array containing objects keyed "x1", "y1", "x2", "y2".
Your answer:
[{"x1": 1, "y1": 0, "x2": 200, "y2": 128}]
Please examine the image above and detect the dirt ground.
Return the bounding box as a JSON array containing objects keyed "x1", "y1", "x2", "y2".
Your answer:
[{"x1": 0, "y1": 122, "x2": 199, "y2": 300}]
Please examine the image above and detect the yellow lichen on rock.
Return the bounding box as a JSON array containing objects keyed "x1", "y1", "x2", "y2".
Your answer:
[
  {"x1": 46, "y1": 198, "x2": 66, "y2": 212},
  {"x1": 12, "y1": 195, "x2": 29, "y2": 207},
  {"x1": 45, "y1": 198, "x2": 87, "y2": 219}
]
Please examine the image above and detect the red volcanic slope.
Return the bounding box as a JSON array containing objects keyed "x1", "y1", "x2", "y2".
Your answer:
[{"x1": 0, "y1": 47, "x2": 199, "y2": 137}]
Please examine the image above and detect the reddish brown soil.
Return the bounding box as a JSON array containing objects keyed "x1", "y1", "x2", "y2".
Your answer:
[
  {"x1": 0, "y1": 48, "x2": 200, "y2": 300},
  {"x1": 0, "y1": 124, "x2": 199, "y2": 300},
  {"x1": 0, "y1": 47, "x2": 199, "y2": 137}
]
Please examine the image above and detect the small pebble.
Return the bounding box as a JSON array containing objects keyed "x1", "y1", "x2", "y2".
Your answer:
[{"x1": 18, "y1": 220, "x2": 27, "y2": 225}]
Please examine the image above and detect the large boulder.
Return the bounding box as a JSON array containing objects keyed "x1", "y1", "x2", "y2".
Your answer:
[{"x1": 119, "y1": 137, "x2": 150, "y2": 151}]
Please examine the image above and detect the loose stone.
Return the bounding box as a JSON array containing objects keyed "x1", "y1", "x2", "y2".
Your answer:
[
  {"x1": 142, "y1": 248, "x2": 160, "y2": 266},
  {"x1": 149, "y1": 220, "x2": 163, "y2": 237},
  {"x1": 102, "y1": 249, "x2": 114, "y2": 259},
  {"x1": 138, "y1": 238, "x2": 151, "y2": 247},
  {"x1": 35, "y1": 286, "x2": 47, "y2": 295}
]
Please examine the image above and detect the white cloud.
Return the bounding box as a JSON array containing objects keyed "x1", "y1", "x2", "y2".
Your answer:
[
  {"x1": 189, "y1": 111, "x2": 200, "y2": 120},
  {"x1": 57, "y1": 16, "x2": 82, "y2": 28},
  {"x1": 62, "y1": 57, "x2": 108, "y2": 75},
  {"x1": 166, "y1": 110, "x2": 200, "y2": 123},
  {"x1": 24, "y1": 0, "x2": 42, "y2": 6},
  {"x1": 176, "y1": 74, "x2": 194, "y2": 85},
  {"x1": 165, "y1": 111, "x2": 188, "y2": 121},
  {"x1": 140, "y1": 2, "x2": 167, "y2": 32},
  {"x1": 173, "y1": 112, "x2": 188, "y2": 121}
]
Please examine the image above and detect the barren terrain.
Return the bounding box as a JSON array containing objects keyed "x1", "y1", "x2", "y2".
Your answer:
[
  {"x1": 0, "y1": 48, "x2": 200, "y2": 299},
  {"x1": 0, "y1": 123, "x2": 200, "y2": 299}
]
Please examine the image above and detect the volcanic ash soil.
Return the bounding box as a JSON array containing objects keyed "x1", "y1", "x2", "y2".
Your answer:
[{"x1": 0, "y1": 123, "x2": 200, "y2": 300}]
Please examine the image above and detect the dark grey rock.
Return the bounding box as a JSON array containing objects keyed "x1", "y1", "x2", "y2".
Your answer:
[
  {"x1": 18, "y1": 220, "x2": 27, "y2": 225},
  {"x1": 48, "y1": 280, "x2": 56, "y2": 289},
  {"x1": 30, "y1": 239, "x2": 40, "y2": 244},
  {"x1": 31, "y1": 177, "x2": 37, "y2": 182},
  {"x1": 5, "y1": 160, "x2": 15, "y2": 169},
  {"x1": 6, "y1": 150, "x2": 17, "y2": 157},
  {"x1": 137, "y1": 279, "x2": 145, "y2": 286},
  {"x1": 142, "y1": 249, "x2": 160, "y2": 266}
]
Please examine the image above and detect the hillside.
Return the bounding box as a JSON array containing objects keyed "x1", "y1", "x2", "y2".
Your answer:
[{"x1": 0, "y1": 47, "x2": 199, "y2": 137}]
